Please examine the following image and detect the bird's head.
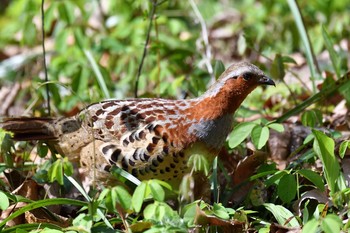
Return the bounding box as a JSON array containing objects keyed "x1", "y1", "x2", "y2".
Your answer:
[{"x1": 204, "y1": 61, "x2": 275, "y2": 98}]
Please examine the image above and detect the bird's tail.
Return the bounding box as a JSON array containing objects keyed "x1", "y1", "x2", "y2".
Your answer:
[{"x1": 0, "y1": 117, "x2": 58, "y2": 141}]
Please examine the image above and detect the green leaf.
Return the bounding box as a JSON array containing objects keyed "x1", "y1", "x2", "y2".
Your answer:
[
  {"x1": 148, "y1": 180, "x2": 165, "y2": 202},
  {"x1": 298, "y1": 169, "x2": 325, "y2": 191},
  {"x1": 0, "y1": 191, "x2": 9, "y2": 210},
  {"x1": 339, "y1": 140, "x2": 350, "y2": 159},
  {"x1": 271, "y1": 54, "x2": 286, "y2": 80},
  {"x1": 264, "y1": 203, "x2": 300, "y2": 227},
  {"x1": 48, "y1": 160, "x2": 64, "y2": 185},
  {"x1": 321, "y1": 214, "x2": 342, "y2": 233},
  {"x1": 322, "y1": 26, "x2": 341, "y2": 79},
  {"x1": 301, "y1": 110, "x2": 322, "y2": 127},
  {"x1": 267, "y1": 123, "x2": 285, "y2": 133},
  {"x1": 214, "y1": 60, "x2": 225, "y2": 79},
  {"x1": 265, "y1": 171, "x2": 286, "y2": 187},
  {"x1": 251, "y1": 125, "x2": 269, "y2": 150},
  {"x1": 37, "y1": 143, "x2": 48, "y2": 158},
  {"x1": 187, "y1": 153, "x2": 209, "y2": 176},
  {"x1": 277, "y1": 173, "x2": 297, "y2": 203},
  {"x1": 213, "y1": 203, "x2": 229, "y2": 220},
  {"x1": 287, "y1": 0, "x2": 318, "y2": 92},
  {"x1": 302, "y1": 218, "x2": 319, "y2": 233},
  {"x1": 132, "y1": 182, "x2": 147, "y2": 213},
  {"x1": 228, "y1": 122, "x2": 256, "y2": 149},
  {"x1": 312, "y1": 130, "x2": 340, "y2": 194}
]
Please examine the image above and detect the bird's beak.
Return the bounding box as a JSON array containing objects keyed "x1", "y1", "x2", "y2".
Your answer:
[{"x1": 259, "y1": 75, "x2": 275, "y2": 86}]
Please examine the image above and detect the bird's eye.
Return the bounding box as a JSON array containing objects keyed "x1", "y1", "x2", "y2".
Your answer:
[{"x1": 243, "y1": 72, "x2": 253, "y2": 81}]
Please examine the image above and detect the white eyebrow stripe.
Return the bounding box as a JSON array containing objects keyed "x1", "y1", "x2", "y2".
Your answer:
[{"x1": 226, "y1": 67, "x2": 251, "y2": 78}]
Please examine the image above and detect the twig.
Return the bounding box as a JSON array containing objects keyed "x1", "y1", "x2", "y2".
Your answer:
[
  {"x1": 134, "y1": 0, "x2": 158, "y2": 98},
  {"x1": 188, "y1": 0, "x2": 214, "y2": 80},
  {"x1": 41, "y1": 0, "x2": 51, "y2": 115}
]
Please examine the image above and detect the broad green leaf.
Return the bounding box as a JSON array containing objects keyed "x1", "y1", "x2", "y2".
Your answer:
[
  {"x1": 313, "y1": 130, "x2": 340, "y2": 194},
  {"x1": 148, "y1": 180, "x2": 165, "y2": 202},
  {"x1": 213, "y1": 203, "x2": 229, "y2": 220},
  {"x1": 302, "y1": 218, "x2": 318, "y2": 233},
  {"x1": 339, "y1": 140, "x2": 349, "y2": 158},
  {"x1": 106, "y1": 186, "x2": 132, "y2": 211},
  {"x1": 267, "y1": 123, "x2": 285, "y2": 133},
  {"x1": 228, "y1": 122, "x2": 256, "y2": 149},
  {"x1": 265, "y1": 170, "x2": 286, "y2": 187},
  {"x1": 251, "y1": 125, "x2": 269, "y2": 149},
  {"x1": 0, "y1": 191, "x2": 9, "y2": 210},
  {"x1": 321, "y1": 214, "x2": 342, "y2": 233},
  {"x1": 48, "y1": 160, "x2": 64, "y2": 185},
  {"x1": 264, "y1": 203, "x2": 300, "y2": 227},
  {"x1": 132, "y1": 182, "x2": 147, "y2": 213},
  {"x1": 277, "y1": 173, "x2": 297, "y2": 203},
  {"x1": 298, "y1": 169, "x2": 325, "y2": 191},
  {"x1": 62, "y1": 157, "x2": 73, "y2": 176}
]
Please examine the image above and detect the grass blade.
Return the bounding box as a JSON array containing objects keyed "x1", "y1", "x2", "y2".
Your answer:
[
  {"x1": 84, "y1": 49, "x2": 110, "y2": 99},
  {"x1": 287, "y1": 0, "x2": 319, "y2": 92}
]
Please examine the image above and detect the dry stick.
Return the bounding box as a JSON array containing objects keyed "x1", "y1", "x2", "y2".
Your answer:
[
  {"x1": 134, "y1": 0, "x2": 158, "y2": 98},
  {"x1": 41, "y1": 0, "x2": 50, "y2": 116}
]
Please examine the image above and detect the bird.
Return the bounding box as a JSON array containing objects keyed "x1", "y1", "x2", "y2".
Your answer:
[{"x1": 1, "y1": 62, "x2": 275, "y2": 188}]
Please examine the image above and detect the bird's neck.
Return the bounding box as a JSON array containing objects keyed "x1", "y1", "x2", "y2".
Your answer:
[{"x1": 189, "y1": 79, "x2": 254, "y2": 120}]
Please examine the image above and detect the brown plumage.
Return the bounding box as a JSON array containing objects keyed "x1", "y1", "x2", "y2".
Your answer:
[{"x1": 1, "y1": 62, "x2": 275, "y2": 187}]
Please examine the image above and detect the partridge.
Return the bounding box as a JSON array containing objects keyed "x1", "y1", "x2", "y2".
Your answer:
[{"x1": 1, "y1": 62, "x2": 275, "y2": 188}]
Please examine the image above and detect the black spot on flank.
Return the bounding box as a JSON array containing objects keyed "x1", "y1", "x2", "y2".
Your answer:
[
  {"x1": 162, "y1": 133, "x2": 169, "y2": 143},
  {"x1": 157, "y1": 155, "x2": 164, "y2": 162},
  {"x1": 129, "y1": 134, "x2": 135, "y2": 143},
  {"x1": 152, "y1": 137, "x2": 160, "y2": 144},
  {"x1": 111, "y1": 149, "x2": 121, "y2": 162},
  {"x1": 109, "y1": 159, "x2": 116, "y2": 165},
  {"x1": 104, "y1": 165, "x2": 111, "y2": 172},
  {"x1": 139, "y1": 169, "x2": 145, "y2": 175},
  {"x1": 145, "y1": 167, "x2": 150, "y2": 173},
  {"x1": 121, "y1": 158, "x2": 128, "y2": 169},
  {"x1": 102, "y1": 144, "x2": 116, "y2": 154},
  {"x1": 170, "y1": 163, "x2": 176, "y2": 168},
  {"x1": 131, "y1": 169, "x2": 138, "y2": 177},
  {"x1": 146, "y1": 143, "x2": 156, "y2": 153},
  {"x1": 129, "y1": 159, "x2": 135, "y2": 166},
  {"x1": 121, "y1": 105, "x2": 129, "y2": 112},
  {"x1": 150, "y1": 166, "x2": 157, "y2": 172},
  {"x1": 152, "y1": 159, "x2": 159, "y2": 167},
  {"x1": 123, "y1": 139, "x2": 129, "y2": 146},
  {"x1": 132, "y1": 149, "x2": 139, "y2": 160},
  {"x1": 174, "y1": 170, "x2": 178, "y2": 174},
  {"x1": 160, "y1": 169, "x2": 164, "y2": 174},
  {"x1": 143, "y1": 153, "x2": 150, "y2": 161},
  {"x1": 162, "y1": 146, "x2": 169, "y2": 154},
  {"x1": 173, "y1": 152, "x2": 178, "y2": 158},
  {"x1": 138, "y1": 131, "x2": 146, "y2": 140},
  {"x1": 173, "y1": 157, "x2": 179, "y2": 163},
  {"x1": 165, "y1": 167, "x2": 170, "y2": 172},
  {"x1": 120, "y1": 113, "x2": 128, "y2": 121},
  {"x1": 179, "y1": 152, "x2": 185, "y2": 158},
  {"x1": 173, "y1": 175, "x2": 178, "y2": 178}
]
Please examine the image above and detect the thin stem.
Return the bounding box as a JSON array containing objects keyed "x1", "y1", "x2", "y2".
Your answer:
[
  {"x1": 41, "y1": 0, "x2": 50, "y2": 116},
  {"x1": 188, "y1": 0, "x2": 214, "y2": 80},
  {"x1": 134, "y1": 0, "x2": 158, "y2": 98}
]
